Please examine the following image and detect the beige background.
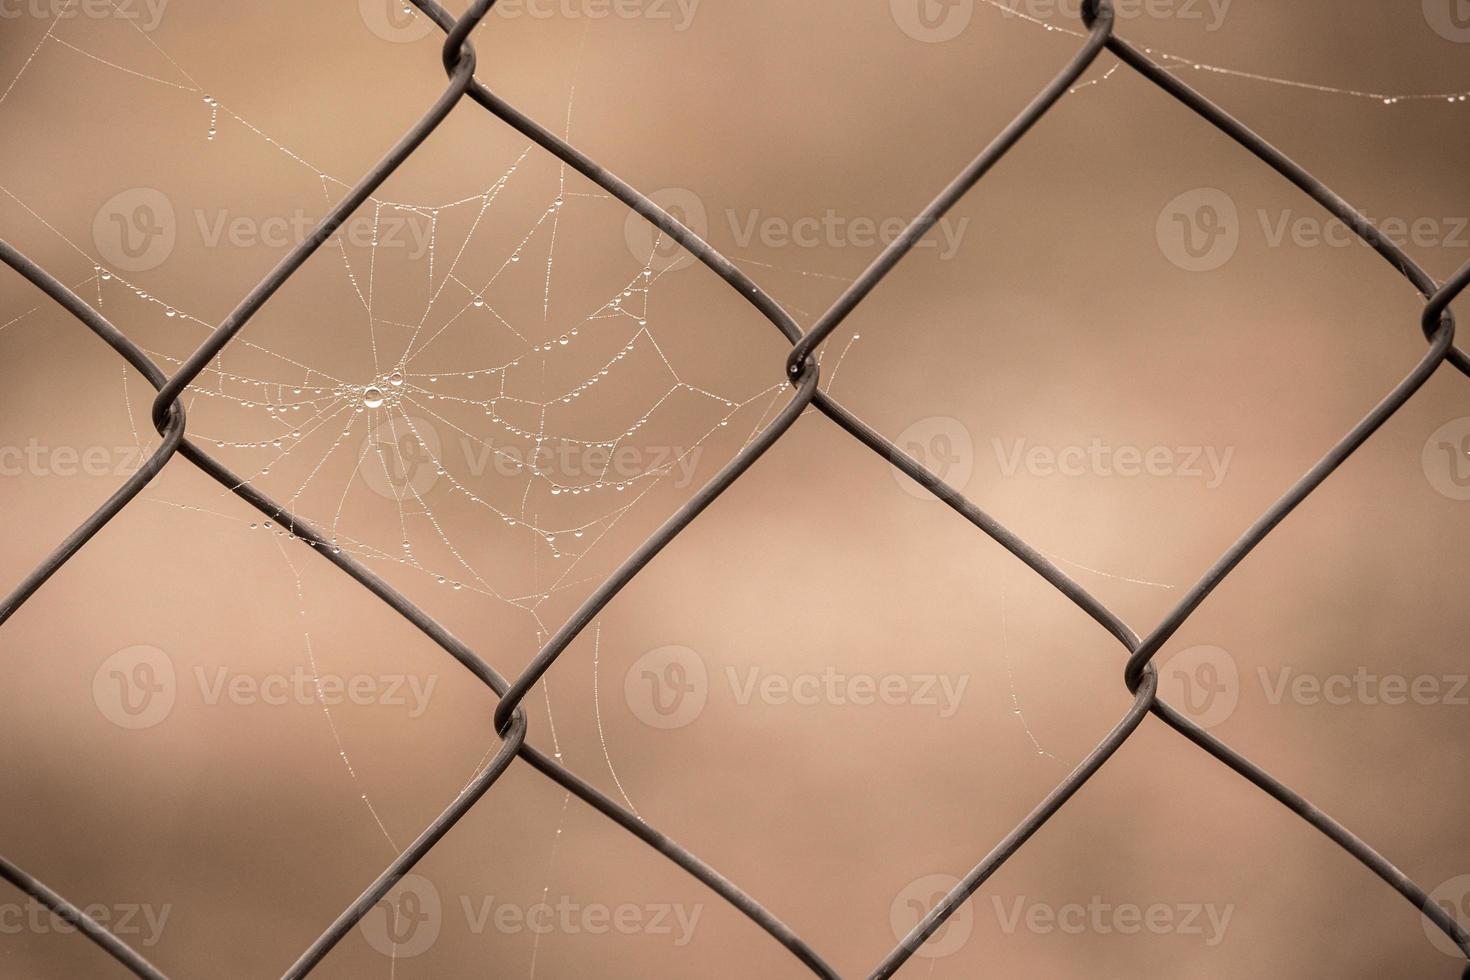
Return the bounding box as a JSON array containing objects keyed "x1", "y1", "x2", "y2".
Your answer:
[{"x1": 1, "y1": 1, "x2": 1469, "y2": 977}]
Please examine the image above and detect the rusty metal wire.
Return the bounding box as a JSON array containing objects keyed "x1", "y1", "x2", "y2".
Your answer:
[{"x1": 1, "y1": 0, "x2": 1468, "y2": 976}]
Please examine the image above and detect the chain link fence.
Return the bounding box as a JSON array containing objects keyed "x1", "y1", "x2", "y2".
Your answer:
[{"x1": 1, "y1": 0, "x2": 1468, "y2": 976}]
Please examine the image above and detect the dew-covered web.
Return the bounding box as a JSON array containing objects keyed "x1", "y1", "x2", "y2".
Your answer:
[
  {"x1": 0, "y1": 3, "x2": 887, "y2": 931},
  {"x1": 1, "y1": 1, "x2": 1468, "y2": 971}
]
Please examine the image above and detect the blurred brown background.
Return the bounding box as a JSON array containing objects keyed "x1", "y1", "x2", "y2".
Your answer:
[{"x1": 1, "y1": 1, "x2": 1469, "y2": 976}]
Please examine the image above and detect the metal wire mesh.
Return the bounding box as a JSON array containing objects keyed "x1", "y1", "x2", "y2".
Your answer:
[{"x1": 2, "y1": 1, "x2": 1468, "y2": 976}]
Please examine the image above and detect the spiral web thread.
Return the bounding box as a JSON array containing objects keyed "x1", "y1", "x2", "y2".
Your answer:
[{"x1": 2, "y1": 2, "x2": 1469, "y2": 977}]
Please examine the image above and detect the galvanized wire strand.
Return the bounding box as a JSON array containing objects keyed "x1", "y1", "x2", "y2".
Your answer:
[
  {"x1": 1091, "y1": 22, "x2": 1470, "y2": 373},
  {"x1": 408, "y1": 0, "x2": 809, "y2": 348},
  {"x1": 0, "y1": 249, "x2": 185, "y2": 628},
  {"x1": 1125, "y1": 321, "x2": 1455, "y2": 686},
  {"x1": 149, "y1": 0, "x2": 492, "y2": 426},
  {"x1": 0, "y1": 244, "x2": 841, "y2": 979},
  {"x1": 0, "y1": 855, "x2": 167, "y2": 980},
  {"x1": 785, "y1": 0, "x2": 1115, "y2": 375},
  {"x1": 0, "y1": 0, "x2": 1466, "y2": 974},
  {"x1": 280, "y1": 710, "x2": 529, "y2": 979},
  {"x1": 468, "y1": 0, "x2": 1114, "y2": 737},
  {"x1": 413, "y1": 0, "x2": 1470, "y2": 966},
  {"x1": 491, "y1": 361, "x2": 820, "y2": 735},
  {"x1": 871, "y1": 667, "x2": 1159, "y2": 980}
]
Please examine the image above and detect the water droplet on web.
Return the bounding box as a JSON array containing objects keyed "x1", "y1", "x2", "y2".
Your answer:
[{"x1": 362, "y1": 386, "x2": 385, "y2": 408}]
